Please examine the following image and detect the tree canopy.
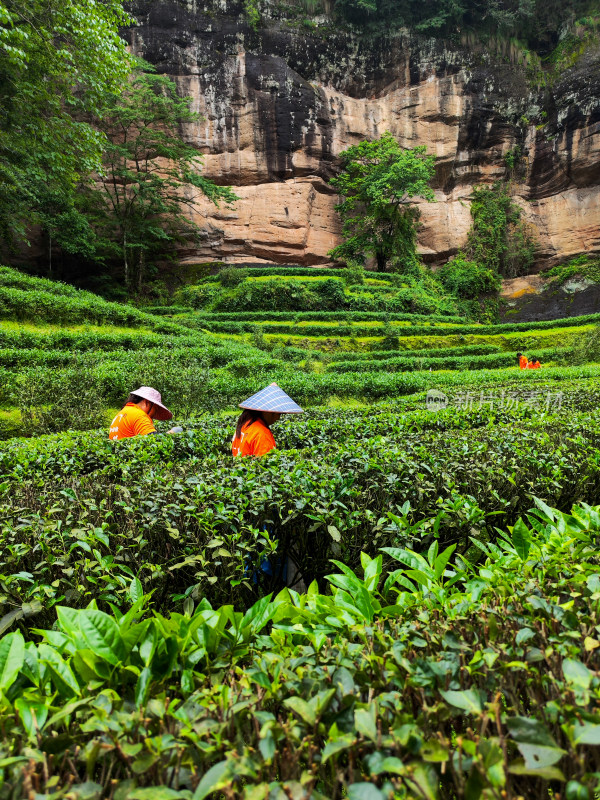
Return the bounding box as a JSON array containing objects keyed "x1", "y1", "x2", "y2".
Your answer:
[
  {"x1": 86, "y1": 67, "x2": 238, "y2": 290},
  {"x1": 0, "y1": 4, "x2": 238, "y2": 294},
  {"x1": 329, "y1": 132, "x2": 435, "y2": 272},
  {"x1": 0, "y1": 0, "x2": 134, "y2": 244}
]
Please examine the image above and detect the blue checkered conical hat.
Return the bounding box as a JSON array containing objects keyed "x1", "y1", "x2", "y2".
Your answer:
[{"x1": 239, "y1": 383, "x2": 304, "y2": 413}]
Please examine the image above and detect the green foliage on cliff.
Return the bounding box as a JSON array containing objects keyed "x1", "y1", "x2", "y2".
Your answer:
[
  {"x1": 328, "y1": 132, "x2": 435, "y2": 272},
  {"x1": 464, "y1": 184, "x2": 536, "y2": 279},
  {"x1": 547, "y1": 254, "x2": 600, "y2": 287},
  {"x1": 333, "y1": 0, "x2": 593, "y2": 53}
]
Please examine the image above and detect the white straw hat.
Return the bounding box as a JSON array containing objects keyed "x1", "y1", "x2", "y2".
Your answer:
[{"x1": 131, "y1": 386, "x2": 173, "y2": 420}]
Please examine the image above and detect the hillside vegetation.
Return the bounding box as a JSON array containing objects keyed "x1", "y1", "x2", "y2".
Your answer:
[
  {"x1": 1, "y1": 380, "x2": 600, "y2": 797},
  {"x1": 1, "y1": 264, "x2": 600, "y2": 798},
  {"x1": 0, "y1": 264, "x2": 596, "y2": 439}
]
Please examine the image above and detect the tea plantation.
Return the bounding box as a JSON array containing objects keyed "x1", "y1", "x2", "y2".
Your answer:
[{"x1": 0, "y1": 266, "x2": 599, "y2": 799}]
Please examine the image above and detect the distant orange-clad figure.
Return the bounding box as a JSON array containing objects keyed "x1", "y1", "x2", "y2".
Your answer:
[
  {"x1": 517, "y1": 352, "x2": 528, "y2": 369},
  {"x1": 232, "y1": 382, "x2": 303, "y2": 457},
  {"x1": 528, "y1": 357, "x2": 541, "y2": 369}
]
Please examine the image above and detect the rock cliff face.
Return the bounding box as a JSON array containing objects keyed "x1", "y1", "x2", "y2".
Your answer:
[{"x1": 127, "y1": 0, "x2": 600, "y2": 269}]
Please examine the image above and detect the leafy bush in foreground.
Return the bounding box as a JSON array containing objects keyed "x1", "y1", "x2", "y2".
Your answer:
[
  {"x1": 0, "y1": 502, "x2": 597, "y2": 798},
  {"x1": 1, "y1": 401, "x2": 600, "y2": 617}
]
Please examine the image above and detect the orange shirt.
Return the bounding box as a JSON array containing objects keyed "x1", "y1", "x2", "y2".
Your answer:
[
  {"x1": 232, "y1": 419, "x2": 276, "y2": 457},
  {"x1": 109, "y1": 403, "x2": 156, "y2": 441},
  {"x1": 519, "y1": 355, "x2": 528, "y2": 369},
  {"x1": 529, "y1": 361, "x2": 541, "y2": 369}
]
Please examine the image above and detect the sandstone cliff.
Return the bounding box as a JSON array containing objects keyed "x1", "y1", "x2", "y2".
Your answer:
[{"x1": 126, "y1": 0, "x2": 600, "y2": 269}]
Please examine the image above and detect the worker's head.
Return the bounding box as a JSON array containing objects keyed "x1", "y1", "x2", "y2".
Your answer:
[
  {"x1": 530, "y1": 356, "x2": 536, "y2": 362},
  {"x1": 262, "y1": 411, "x2": 281, "y2": 426},
  {"x1": 517, "y1": 352, "x2": 522, "y2": 357},
  {"x1": 127, "y1": 387, "x2": 172, "y2": 420},
  {"x1": 235, "y1": 408, "x2": 281, "y2": 438},
  {"x1": 235, "y1": 384, "x2": 303, "y2": 438},
  {"x1": 128, "y1": 394, "x2": 156, "y2": 418}
]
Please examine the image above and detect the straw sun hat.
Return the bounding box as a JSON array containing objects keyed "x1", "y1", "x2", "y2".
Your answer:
[
  {"x1": 131, "y1": 386, "x2": 173, "y2": 420},
  {"x1": 239, "y1": 383, "x2": 303, "y2": 414}
]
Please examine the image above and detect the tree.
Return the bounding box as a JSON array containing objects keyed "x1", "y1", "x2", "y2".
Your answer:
[
  {"x1": 87, "y1": 65, "x2": 238, "y2": 290},
  {"x1": 328, "y1": 132, "x2": 435, "y2": 272},
  {"x1": 0, "y1": 0, "x2": 134, "y2": 250}
]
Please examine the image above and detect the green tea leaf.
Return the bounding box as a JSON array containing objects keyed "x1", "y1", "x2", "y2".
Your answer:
[
  {"x1": 574, "y1": 723, "x2": 600, "y2": 745},
  {"x1": 563, "y1": 659, "x2": 593, "y2": 689},
  {"x1": 79, "y1": 609, "x2": 125, "y2": 665},
  {"x1": 321, "y1": 735, "x2": 356, "y2": 764},
  {"x1": 506, "y1": 717, "x2": 557, "y2": 746},
  {"x1": 347, "y1": 783, "x2": 385, "y2": 800},
  {"x1": 509, "y1": 762, "x2": 565, "y2": 781},
  {"x1": 38, "y1": 644, "x2": 80, "y2": 698},
  {"x1": 284, "y1": 697, "x2": 316, "y2": 726},
  {"x1": 128, "y1": 789, "x2": 190, "y2": 799},
  {"x1": 328, "y1": 524, "x2": 341, "y2": 542},
  {"x1": 440, "y1": 689, "x2": 485, "y2": 714},
  {"x1": 355, "y1": 707, "x2": 378, "y2": 742},
  {"x1": 517, "y1": 743, "x2": 565, "y2": 769},
  {"x1": 0, "y1": 631, "x2": 24, "y2": 691},
  {"x1": 14, "y1": 696, "x2": 49, "y2": 740},
  {"x1": 128, "y1": 577, "x2": 143, "y2": 605},
  {"x1": 193, "y1": 759, "x2": 235, "y2": 800},
  {"x1": 511, "y1": 518, "x2": 531, "y2": 560}
]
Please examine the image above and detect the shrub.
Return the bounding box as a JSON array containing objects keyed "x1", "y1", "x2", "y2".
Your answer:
[
  {"x1": 565, "y1": 324, "x2": 600, "y2": 365},
  {"x1": 0, "y1": 502, "x2": 598, "y2": 796},
  {"x1": 439, "y1": 252, "x2": 501, "y2": 298},
  {"x1": 214, "y1": 279, "x2": 333, "y2": 312},
  {"x1": 17, "y1": 359, "x2": 107, "y2": 435},
  {"x1": 315, "y1": 277, "x2": 347, "y2": 308},
  {"x1": 343, "y1": 262, "x2": 365, "y2": 285},
  {"x1": 174, "y1": 283, "x2": 219, "y2": 310},
  {"x1": 465, "y1": 183, "x2": 537, "y2": 279},
  {"x1": 218, "y1": 265, "x2": 248, "y2": 287}
]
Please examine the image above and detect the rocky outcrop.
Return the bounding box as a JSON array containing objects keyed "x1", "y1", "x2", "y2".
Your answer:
[
  {"x1": 127, "y1": 0, "x2": 600, "y2": 268},
  {"x1": 501, "y1": 274, "x2": 600, "y2": 322}
]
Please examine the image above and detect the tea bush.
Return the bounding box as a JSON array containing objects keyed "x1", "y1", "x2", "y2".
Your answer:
[
  {"x1": 0, "y1": 361, "x2": 598, "y2": 435},
  {"x1": 0, "y1": 267, "x2": 183, "y2": 329},
  {"x1": 0, "y1": 502, "x2": 598, "y2": 797},
  {"x1": 328, "y1": 346, "x2": 560, "y2": 373},
  {"x1": 329, "y1": 344, "x2": 502, "y2": 361},
  {"x1": 177, "y1": 315, "x2": 600, "y2": 339},
  {"x1": 2, "y1": 399, "x2": 600, "y2": 619},
  {"x1": 186, "y1": 310, "x2": 465, "y2": 323}
]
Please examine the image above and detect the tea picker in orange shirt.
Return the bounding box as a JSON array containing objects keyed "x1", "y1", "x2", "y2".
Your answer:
[
  {"x1": 109, "y1": 386, "x2": 181, "y2": 440},
  {"x1": 232, "y1": 382, "x2": 303, "y2": 457},
  {"x1": 232, "y1": 382, "x2": 304, "y2": 588},
  {"x1": 517, "y1": 352, "x2": 528, "y2": 369}
]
